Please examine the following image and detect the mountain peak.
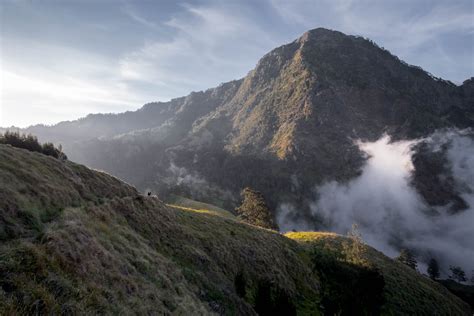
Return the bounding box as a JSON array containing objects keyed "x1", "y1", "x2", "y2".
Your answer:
[
  {"x1": 298, "y1": 27, "x2": 347, "y2": 43},
  {"x1": 18, "y1": 28, "x2": 473, "y2": 236}
]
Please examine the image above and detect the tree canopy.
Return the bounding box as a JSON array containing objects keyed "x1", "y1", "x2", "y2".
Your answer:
[
  {"x1": 396, "y1": 249, "x2": 417, "y2": 270},
  {"x1": 427, "y1": 258, "x2": 440, "y2": 280},
  {"x1": 449, "y1": 266, "x2": 467, "y2": 283},
  {"x1": 235, "y1": 187, "x2": 278, "y2": 230},
  {"x1": 0, "y1": 131, "x2": 67, "y2": 160}
]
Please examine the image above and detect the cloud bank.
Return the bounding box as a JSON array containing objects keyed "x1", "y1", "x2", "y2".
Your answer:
[{"x1": 279, "y1": 130, "x2": 474, "y2": 275}]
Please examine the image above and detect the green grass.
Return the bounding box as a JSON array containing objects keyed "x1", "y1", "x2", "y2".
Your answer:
[
  {"x1": 0, "y1": 145, "x2": 319, "y2": 315},
  {"x1": 0, "y1": 144, "x2": 470, "y2": 315},
  {"x1": 166, "y1": 195, "x2": 236, "y2": 219}
]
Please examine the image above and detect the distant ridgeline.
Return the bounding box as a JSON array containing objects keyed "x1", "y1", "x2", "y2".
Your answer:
[{"x1": 0, "y1": 131, "x2": 67, "y2": 160}]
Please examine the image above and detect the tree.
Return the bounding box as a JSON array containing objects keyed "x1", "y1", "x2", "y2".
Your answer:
[
  {"x1": 343, "y1": 223, "x2": 367, "y2": 265},
  {"x1": 396, "y1": 249, "x2": 417, "y2": 270},
  {"x1": 42, "y1": 142, "x2": 60, "y2": 158},
  {"x1": 235, "y1": 187, "x2": 278, "y2": 230},
  {"x1": 449, "y1": 266, "x2": 467, "y2": 283},
  {"x1": 427, "y1": 258, "x2": 440, "y2": 280}
]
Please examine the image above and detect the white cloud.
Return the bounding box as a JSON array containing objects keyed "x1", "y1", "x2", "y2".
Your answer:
[
  {"x1": 120, "y1": 3, "x2": 160, "y2": 30},
  {"x1": 269, "y1": 0, "x2": 474, "y2": 81},
  {"x1": 1, "y1": 39, "x2": 150, "y2": 127},
  {"x1": 118, "y1": 2, "x2": 279, "y2": 93},
  {"x1": 277, "y1": 131, "x2": 474, "y2": 274}
]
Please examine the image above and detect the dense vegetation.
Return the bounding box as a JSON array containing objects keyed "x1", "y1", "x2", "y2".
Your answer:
[
  {"x1": 18, "y1": 29, "x2": 473, "y2": 224},
  {"x1": 235, "y1": 187, "x2": 278, "y2": 230},
  {"x1": 0, "y1": 131, "x2": 66, "y2": 160},
  {"x1": 286, "y1": 232, "x2": 471, "y2": 315},
  {"x1": 311, "y1": 246, "x2": 385, "y2": 315},
  {"x1": 0, "y1": 144, "x2": 470, "y2": 315}
]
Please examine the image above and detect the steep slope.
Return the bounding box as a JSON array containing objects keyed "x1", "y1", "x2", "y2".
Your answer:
[
  {"x1": 11, "y1": 28, "x2": 474, "y2": 221},
  {"x1": 0, "y1": 144, "x2": 319, "y2": 314},
  {"x1": 0, "y1": 145, "x2": 470, "y2": 315},
  {"x1": 287, "y1": 232, "x2": 471, "y2": 315}
]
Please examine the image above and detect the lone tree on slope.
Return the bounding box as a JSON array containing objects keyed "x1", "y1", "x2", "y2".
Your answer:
[
  {"x1": 396, "y1": 249, "x2": 417, "y2": 270},
  {"x1": 427, "y1": 258, "x2": 440, "y2": 280},
  {"x1": 235, "y1": 187, "x2": 278, "y2": 230},
  {"x1": 449, "y1": 266, "x2": 467, "y2": 283},
  {"x1": 343, "y1": 223, "x2": 367, "y2": 265}
]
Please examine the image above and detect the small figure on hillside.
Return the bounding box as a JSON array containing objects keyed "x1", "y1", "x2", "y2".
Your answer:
[{"x1": 147, "y1": 191, "x2": 151, "y2": 197}]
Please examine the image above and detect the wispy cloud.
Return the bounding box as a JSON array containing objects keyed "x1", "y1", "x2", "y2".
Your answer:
[
  {"x1": 1, "y1": 40, "x2": 149, "y2": 127},
  {"x1": 269, "y1": 0, "x2": 474, "y2": 81},
  {"x1": 120, "y1": 3, "x2": 160, "y2": 30},
  {"x1": 118, "y1": 2, "x2": 279, "y2": 92}
]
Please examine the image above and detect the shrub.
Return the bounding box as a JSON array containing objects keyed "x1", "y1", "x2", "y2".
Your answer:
[{"x1": 0, "y1": 131, "x2": 67, "y2": 160}]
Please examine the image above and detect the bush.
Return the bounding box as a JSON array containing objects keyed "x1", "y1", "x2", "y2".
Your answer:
[
  {"x1": 0, "y1": 131, "x2": 67, "y2": 160},
  {"x1": 450, "y1": 266, "x2": 467, "y2": 283}
]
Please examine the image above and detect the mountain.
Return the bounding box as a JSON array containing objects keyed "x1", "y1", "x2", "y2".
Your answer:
[
  {"x1": 15, "y1": 28, "x2": 474, "y2": 223},
  {"x1": 0, "y1": 144, "x2": 470, "y2": 314}
]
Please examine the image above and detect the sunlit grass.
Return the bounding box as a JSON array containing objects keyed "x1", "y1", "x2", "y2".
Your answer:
[{"x1": 167, "y1": 204, "x2": 236, "y2": 219}]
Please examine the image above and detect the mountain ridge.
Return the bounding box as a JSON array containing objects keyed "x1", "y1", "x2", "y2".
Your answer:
[{"x1": 5, "y1": 27, "x2": 474, "y2": 224}]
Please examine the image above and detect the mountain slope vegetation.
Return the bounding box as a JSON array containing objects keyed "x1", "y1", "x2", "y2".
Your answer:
[
  {"x1": 17, "y1": 28, "x2": 473, "y2": 224},
  {"x1": 0, "y1": 144, "x2": 470, "y2": 315}
]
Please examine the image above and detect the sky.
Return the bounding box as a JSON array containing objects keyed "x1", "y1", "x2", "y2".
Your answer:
[{"x1": 0, "y1": 0, "x2": 473, "y2": 127}]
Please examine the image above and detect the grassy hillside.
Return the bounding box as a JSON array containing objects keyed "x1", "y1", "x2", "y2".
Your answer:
[
  {"x1": 166, "y1": 195, "x2": 236, "y2": 220},
  {"x1": 0, "y1": 144, "x2": 470, "y2": 315},
  {"x1": 0, "y1": 144, "x2": 319, "y2": 315},
  {"x1": 440, "y1": 280, "x2": 474, "y2": 310},
  {"x1": 286, "y1": 232, "x2": 470, "y2": 315}
]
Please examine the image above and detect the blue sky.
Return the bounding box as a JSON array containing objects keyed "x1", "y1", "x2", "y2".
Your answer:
[{"x1": 1, "y1": 0, "x2": 473, "y2": 127}]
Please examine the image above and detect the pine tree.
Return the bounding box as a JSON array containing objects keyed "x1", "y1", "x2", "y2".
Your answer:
[
  {"x1": 235, "y1": 187, "x2": 278, "y2": 230},
  {"x1": 343, "y1": 223, "x2": 367, "y2": 265},
  {"x1": 449, "y1": 266, "x2": 467, "y2": 283},
  {"x1": 427, "y1": 258, "x2": 440, "y2": 280},
  {"x1": 396, "y1": 249, "x2": 417, "y2": 270}
]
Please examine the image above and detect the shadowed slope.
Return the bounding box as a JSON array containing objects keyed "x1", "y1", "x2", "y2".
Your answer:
[{"x1": 287, "y1": 232, "x2": 471, "y2": 315}]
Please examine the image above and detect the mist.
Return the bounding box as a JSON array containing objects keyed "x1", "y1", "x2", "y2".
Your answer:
[{"x1": 279, "y1": 130, "x2": 474, "y2": 275}]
